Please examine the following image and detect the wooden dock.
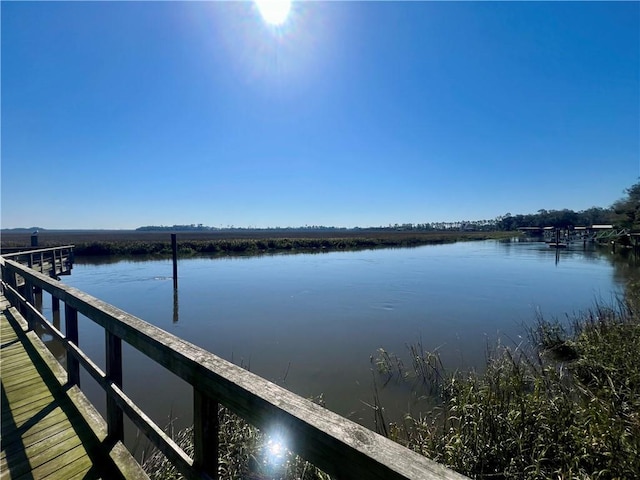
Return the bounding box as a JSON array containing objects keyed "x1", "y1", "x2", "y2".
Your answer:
[
  {"x1": 1, "y1": 246, "x2": 74, "y2": 284},
  {"x1": 0, "y1": 294, "x2": 148, "y2": 479}
]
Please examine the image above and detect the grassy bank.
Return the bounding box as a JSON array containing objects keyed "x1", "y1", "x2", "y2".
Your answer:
[
  {"x1": 377, "y1": 295, "x2": 640, "y2": 479},
  {"x1": 141, "y1": 294, "x2": 639, "y2": 479},
  {"x1": 1, "y1": 229, "x2": 516, "y2": 256}
]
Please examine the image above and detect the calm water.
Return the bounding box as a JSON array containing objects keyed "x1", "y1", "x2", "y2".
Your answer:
[{"x1": 37, "y1": 240, "x2": 629, "y2": 446}]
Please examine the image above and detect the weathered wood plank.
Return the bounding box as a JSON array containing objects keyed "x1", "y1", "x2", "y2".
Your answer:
[
  {"x1": 12, "y1": 442, "x2": 88, "y2": 480},
  {"x1": 1, "y1": 322, "x2": 17, "y2": 333},
  {"x1": 0, "y1": 357, "x2": 39, "y2": 373},
  {"x1": 0, "y1": 343, "x2": 28, "y2": 358},
  {"x1": 1, "y1": 424, "x2": 81, "y2": 463},
  {"x1": 41, "y1": 454, "x2": 93, "y2": 480},
  {"x1": 0, "y1": 366, "x2": 44, "y2": 383},
  {"x1": 1, "y1": 407, "x2": 83, "y2": 478},
  {"x1": 1, "y1": 405, "x2": 68, "y2": 436},
  {"x1": 1, "y1": 398, "x2": 58, "y2": 426},
  {"x1": 1, "y1": 357, "x2": 42, "y2": 376},
  {"x1": 1, "y1": 410, "x2": 70, "y2": 452},
  {"x1": 0, "y1": 386, "x2": 52, "y2": 411},
  {"x1": 44, "y1": 454, "x2": 93, "y2": 480},
  {"x1": 1, "y1": 379, "x2": 52, "y2": 403},
  {"x1": 0, "y1": 294, "x2": 149, "y2": 480}
]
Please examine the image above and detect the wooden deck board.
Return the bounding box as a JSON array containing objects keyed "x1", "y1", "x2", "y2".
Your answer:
[
  {"x1": 0, "y1": 295, "x2": 148, "y2": 479},
  {"x1": 1, "y1": 389, "x2": 55, "y2": 414},
  {"x1": 11, "y1": 442, "x2": 88, "y2": 480},
  {"x1": 1, "y1": 428, "x2": 84, "y2": 476},
  {"x1": 1, "y1": 398, "x2": 59, "y2": 427},
  {"x1": 2, "y1": 369, "x2": 45, "y2": 386},
  {"x1": 40, "y1": 454, "x2": 93, "y2": 480},
  {"x1": 1, "y1": 412, "x2": 72, "y2": 453}
]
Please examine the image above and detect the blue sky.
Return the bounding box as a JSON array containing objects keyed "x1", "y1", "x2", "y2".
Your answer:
[{"x1": 2, "y1": 1, "x2": 638, "y2": 229}]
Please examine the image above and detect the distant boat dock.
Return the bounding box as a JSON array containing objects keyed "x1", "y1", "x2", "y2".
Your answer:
[{"x1": 518, "y1": 225, "x2": 638, "y2": 249}]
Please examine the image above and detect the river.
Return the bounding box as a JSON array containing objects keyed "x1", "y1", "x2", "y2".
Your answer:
[{"x1": 37, "y1": 239, "x2": 631, "y2": 449}]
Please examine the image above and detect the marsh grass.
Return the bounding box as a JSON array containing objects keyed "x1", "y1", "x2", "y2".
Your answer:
[
  {"x1": 141, "y1": 404, "x2": 331, "y2": 480},
  {"x1": 68, "y1": 235, "x2": 489, "y2": 257},
  {"x1": 376, "y1": 296, "x2": 640, "y2": 479},
  {"x1": 0, "y1": 229, "x2": 515, "y2": 257}
]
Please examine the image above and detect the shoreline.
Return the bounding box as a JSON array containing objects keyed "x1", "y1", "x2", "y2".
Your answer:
[{"x1": 1, "y1": 229, "x2": 517, "y2": 256}]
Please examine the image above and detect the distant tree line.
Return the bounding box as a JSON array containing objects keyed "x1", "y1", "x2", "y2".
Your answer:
[
  {"x1": 135, "y1": 224, "x2": 351, "y2": 232},
  {"x1": 494, "y1": 181, "x2": 639, "y2": 231},
  {"x1": 493, "y1": 207, "x2": 612, "y2": 231},
  {"x1": 137, "y1": 224, "x2": 212, "y2": 232},
  {"x1": 612, "y1": 181, "x2": 640, "y2": 230},
  {"x1": 135, "y1": 182, "x2": 639, "y2": 233}
]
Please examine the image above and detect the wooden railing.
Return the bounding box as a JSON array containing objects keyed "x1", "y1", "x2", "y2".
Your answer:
[
  {"x1": 0, "y1": 256, "x2": 468, "y2": 480},
  {"x1": 2, "y1": 245, "x2": 74, "y2": 278}
]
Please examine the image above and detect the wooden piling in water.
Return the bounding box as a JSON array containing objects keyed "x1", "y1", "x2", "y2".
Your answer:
[{"x1": 171, "y1": 233, "x2": 178, "y2": 289}]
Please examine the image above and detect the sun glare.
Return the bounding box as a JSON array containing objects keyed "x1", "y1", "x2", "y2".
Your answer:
[{"x1": 255, "y1": 0, "x2": 292, "y2": 26}]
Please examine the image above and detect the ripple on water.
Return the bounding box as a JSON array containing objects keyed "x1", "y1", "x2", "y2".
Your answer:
[{"x1": 373, "y1": 302, "x2": 396, "y2": 311}]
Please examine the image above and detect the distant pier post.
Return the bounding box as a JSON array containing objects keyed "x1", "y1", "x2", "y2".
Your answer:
[
  {"x1": 31, "y1": 231, "x2": 38, "y2": 247},
  {"x1": 171, "y1": 234, "x2": 178, "y2": 289}
]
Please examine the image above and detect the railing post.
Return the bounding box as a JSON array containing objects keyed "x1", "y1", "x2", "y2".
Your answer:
[
  {"x1": 65, "y1": 304, "x2": 81, "y2": 386},
  {"x1": 194, "y1": 389, "x2": 219, "y2": 479},
  {"x1": 52, "y1": 295, "x2": 60, "y2": 315},
  {"x1": 34, "y1": 287, "x2": 43, "y2": 312},
  {"x1": 23, "y1": 279, "x2": 35, "y2": 328},
  {"x1": 52, "y1": 250, "x2": 59, "y2": 276},
  {"x1": 106, "y1": 331, "x2": 124, "y2": 441},
  {"x1": 49, "y1": 268, "x2": 61, "y2": 329},
  {"x1": 6, "y1": 268, "x2": 18, "y2": 296},
  {"x1": 31, "y1": 254, "x2": 43, "y2": 303}
]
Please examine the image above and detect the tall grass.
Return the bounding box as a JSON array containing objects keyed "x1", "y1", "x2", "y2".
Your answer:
[
  {"x1": 0, "y1": 230, "x2": 516, "y2": 257},
  {"x1": 377, "y1": 296, "x2": 640, "y2": 479}
]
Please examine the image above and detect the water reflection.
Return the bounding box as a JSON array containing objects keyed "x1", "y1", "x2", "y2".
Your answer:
[
  {"x1": 173, "y1": 288, "x2": 179, "y2": 323},
  {"x1": 609, "y1": 248, "x2": 640, "y2": 299},
  {"x1": 36, "y1": 314, "x2": 66, "y2": 365}
]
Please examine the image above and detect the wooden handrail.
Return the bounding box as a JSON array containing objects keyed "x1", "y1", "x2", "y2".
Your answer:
[
  {"x1": 1, "y1": 245, "x2": 75, "y2": 258},
  {"x1": 0, "y1": 257, "x2": 468, "y2": 480},
  {"x1": 1, "y1": 246, "x2": 74, "y2": 278}
]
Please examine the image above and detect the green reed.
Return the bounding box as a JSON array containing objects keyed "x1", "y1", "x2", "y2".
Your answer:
[{"x1": 375, "y1": 295, "x2": 640, "y2": 479}]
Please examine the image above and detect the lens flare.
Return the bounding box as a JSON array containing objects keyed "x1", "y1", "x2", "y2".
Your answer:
[
  {"x1": 263, "y1": 436, "x2": 288, "y2": 469},
  {"x1": 255, "y1": 0, "x2": 292, "y2": 26}
]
